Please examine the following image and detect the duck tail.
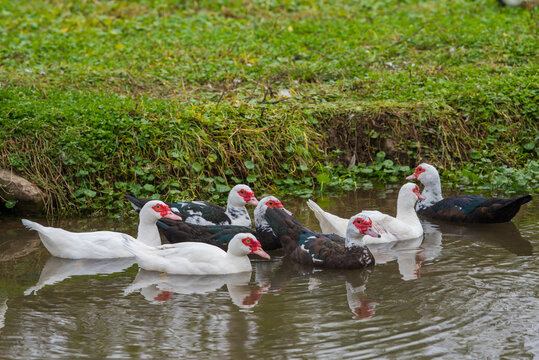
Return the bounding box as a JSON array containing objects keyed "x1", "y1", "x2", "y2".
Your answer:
[
  {"x1": 496, "y1": 194, "x2": 533, "y2": 222},
  {"x1": 306, "y1": 199, "x2": 324, "y2": 217},
  {"x1": 21, "y1": 219, "x2": 46, "y2": 232},
  {"x1": 306, "y1": 199, "x2": 347, "y2": 236},
  {"x1": 125, "y1": 194, "x2": 150, "y2": 212}
]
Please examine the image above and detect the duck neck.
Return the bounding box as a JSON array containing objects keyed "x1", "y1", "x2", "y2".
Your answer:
[
  {"x1": 255, "y1": 208, "x2": 273, "y2": 234},
  {"x1": 225, "y1": 200, "x2": 251, "y2": 226},
  {"x1": 397, "y1": 198, "x2": 422, "y2": 229},
  {"x1": 345, "y1": 229, "x2": 365, "y2": 249},
  {"x1": 224, "y1": 250, "x2": 251, "y2": 269},
  {"x1": 418, "y1": 177, "x2": 443, "y2": 210},
  {"x1": 136, "y1": 217, "x2": 161, "y2": 246}
]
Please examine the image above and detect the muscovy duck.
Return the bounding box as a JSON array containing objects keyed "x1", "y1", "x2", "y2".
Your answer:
[
  {"x1": 155, "y1": 195, "x2": 290, "y2": 251},
  {"x1": 406, "y1": 163, "x2": 532, "y2": 223},
  {"x1": 126, "y1": 184, "x2": 258, "y2": 227},
  {"x1": 307, "y1": 183, "x2": 425, "y2": 243},
  {"x1": 21, "y1": 200, "x2": 181, "y2": 259},
  {"x1": 122, "y1": 233, "x2": 270, "y2": 275},
  {"x1": 264, "y1": 207, "x2": 379, "y2": 269}
]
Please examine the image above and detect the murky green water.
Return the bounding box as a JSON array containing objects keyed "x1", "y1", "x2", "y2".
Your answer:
[{"x1": 0, "y1": 187, "x2": 537, "y2": 359}]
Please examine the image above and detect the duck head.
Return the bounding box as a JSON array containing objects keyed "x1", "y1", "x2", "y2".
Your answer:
[
  {"x1": 399, "y1": 183, "x2": 426, "y2": 202},
  {"x1": 228, "y1": 233, "x2": 270, "y2": 259},
  {"x1": 254, "y1": 196, "x2": 292, "y2": 228},
  {"x1": 406, "y1": 163, "x2": 439, "y2": 186},
  {"x1": 140, "y1": 200, "x2": 182, "y2": 222},
  {"x1": 346, "y1": 214, "x2": 380, "y2": 247},
  {"x1": 229, "y1": 184, "x2": 259, "y2": 206}
]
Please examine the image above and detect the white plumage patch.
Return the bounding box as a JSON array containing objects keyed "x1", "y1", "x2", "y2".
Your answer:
[
  {"x1": 300, "y1": 242, "x2": 323, "y2": 263},
  {"x1": 191, "y1": 201, "x2": 208, "y2": 206}
]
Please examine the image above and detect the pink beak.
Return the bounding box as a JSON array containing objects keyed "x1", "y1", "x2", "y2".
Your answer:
[
  {"x1": 365, "y1": 228, "x2": 381, "y2": 238},
  {"x1": 417, "y1": 194, "x2": 426, "y2": 200},
  {"x1": 247, "y1": 197, "x2": 259, "y2": 206},
  {"x1": 406, "y1": 174, "x2": 417, "y2": 180},
  {"x1": 164, "y1": 212, "x2": 182, "y2": 221},
  {"x1": 252, "y1": 247, "x2": 270, "y2": 259}
]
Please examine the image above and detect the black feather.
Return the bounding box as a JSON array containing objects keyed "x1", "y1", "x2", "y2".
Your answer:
[{"x1": 264, "y1": 208, "x2": 375, "y2": 269}]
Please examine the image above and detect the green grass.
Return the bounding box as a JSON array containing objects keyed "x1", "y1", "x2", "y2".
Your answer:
[{"x1": 0, "y1": 0, "x2": 537, "y2": 214}]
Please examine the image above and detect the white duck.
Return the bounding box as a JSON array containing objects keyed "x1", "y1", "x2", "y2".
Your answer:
[
  {"x1": 122, "y1": 233, "x2": 270, "y2": 275},
  {"x1": 307, "y1": 183, "x2": 425, "y2": 244},
  {"x1": 21, "y1": 200, "x2": 181, "y2": 259}
]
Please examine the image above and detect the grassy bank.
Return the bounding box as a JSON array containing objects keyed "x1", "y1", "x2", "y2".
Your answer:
[{"x1": 1, "y1": 0, "x2": 537, "y2": 214}]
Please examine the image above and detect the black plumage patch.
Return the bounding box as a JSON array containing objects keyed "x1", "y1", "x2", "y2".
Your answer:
[{"x1": 264, "y1": 208, "x2": 375, "y2": 269}]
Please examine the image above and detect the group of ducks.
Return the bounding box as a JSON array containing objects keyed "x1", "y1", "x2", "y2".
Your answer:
[{"x1": 22, "y1": 163, "x2": 532, "y2": 276}]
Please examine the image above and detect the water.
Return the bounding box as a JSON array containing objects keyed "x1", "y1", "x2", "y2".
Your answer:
[{"x1": 0, "y1": 187, "x2": 537, "y2": 359}]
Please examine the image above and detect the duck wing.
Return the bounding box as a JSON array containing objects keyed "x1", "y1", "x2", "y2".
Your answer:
[
  {"x1": 263, "y1": 207, "x2": 305, "y2": 255},
  {"x1": 156, "y1": 219, "x2": 255, "y2": 250},
  {"x1": 168, "y1": 201, "x2": 231, "y2": 225},
  {"x1": 291, "y1": 234, "x2": 374, "y2": 269},
  {"x1": 418, "y1": 194, "x2": 532, "y2": 223}
]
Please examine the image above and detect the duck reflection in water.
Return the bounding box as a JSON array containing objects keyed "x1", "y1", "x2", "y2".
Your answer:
[
  {"x1": 420, "y1": 218, "x2": 532, "y2": 256},
  {"x1": 0, "y1": 297, "x2": 7, "y2": 330},
  {"x1": 255, "y1": 257, "x2": 378, "y2": 319},
  {"x1": 368, "y1": 237, "x2": 424, "y2": 281},
  {"x1": 124, "y1": 269, "x2": 269, "y2": 309},
  {"x1": 24, "y1": 257, "x2": 136, "y2": 295}
]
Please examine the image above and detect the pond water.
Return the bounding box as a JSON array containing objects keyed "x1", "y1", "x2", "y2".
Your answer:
[{"x1": 0, "y1": 187, "x2": 537, "y2": 359}]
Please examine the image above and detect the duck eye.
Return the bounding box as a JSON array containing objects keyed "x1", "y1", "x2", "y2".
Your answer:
[
  {"x1": 155, "y1": 205, "x2": 161, "y2": 209},
  {"x1": 239, "y1": 190, "x2": 245, "y2": 194}
]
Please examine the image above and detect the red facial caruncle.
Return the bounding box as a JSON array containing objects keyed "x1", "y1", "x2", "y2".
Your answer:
[
  {"x1": 152, "y1": 203, "x2": 172, "y2": 217},
  {"x1": 265, "y1": 200, "x2": 284, "y2": 208},
  {"x1": 238, "y1": 189, "x2": 255, "y2": 202},
  {"x1": 152, "y1": 203, "x2": 182, "y2": 220},
  {"x1": 242, "y1": 236, "x2": 271, "y2": 259},
  {"x1": 412, "y1": 185, "x2": 426, "y2": 200},
  {"x1": 406, "y1": 165, "x2": 426, "y2": 180},
  {"x1": 238, "y1": 188, "x2": 259, "y2": 205},
  {"x1": 353, "y1": 217, "x2": 373, "y2": 233},
  {"x1": 413, "y1": 166, "x2": 426, "y2": 178},
  {"x1": 242, "y1": 236, "x2": 261, "y2": 252},
  {"x1": 353, "y1": 216, "x2": 381, "y2": 238}
]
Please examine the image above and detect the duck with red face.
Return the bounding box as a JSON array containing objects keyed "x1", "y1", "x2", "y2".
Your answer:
[
  {"x1": 122, "y1": 233, "x2": 270, "y2": 275},
  {"x1": 263, "y1": 206, "x2": 379, "y2": 269},
  {"x1": 407, "y1": 163, "x2": 532, "y2": 223}
]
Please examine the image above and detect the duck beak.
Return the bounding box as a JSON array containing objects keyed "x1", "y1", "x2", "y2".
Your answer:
[
  {"x1": 247, "y1": 197, "x2": 259, "y2": 206},
  {"x1": 417, "y1": 194, "x2": 426, "y2": 200},
  {"x1": 252, "y1": 247, "x2": 270, "y2": 259},
  {"x1": 365, "y1": 228, "x2": 381, "y2": 238},
  {"x1": 406, "y1": 174, "x2": 417, "y2": 180},
  {"x1": 164, "y1": 212, "x2": 182, "y2": 221}
]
